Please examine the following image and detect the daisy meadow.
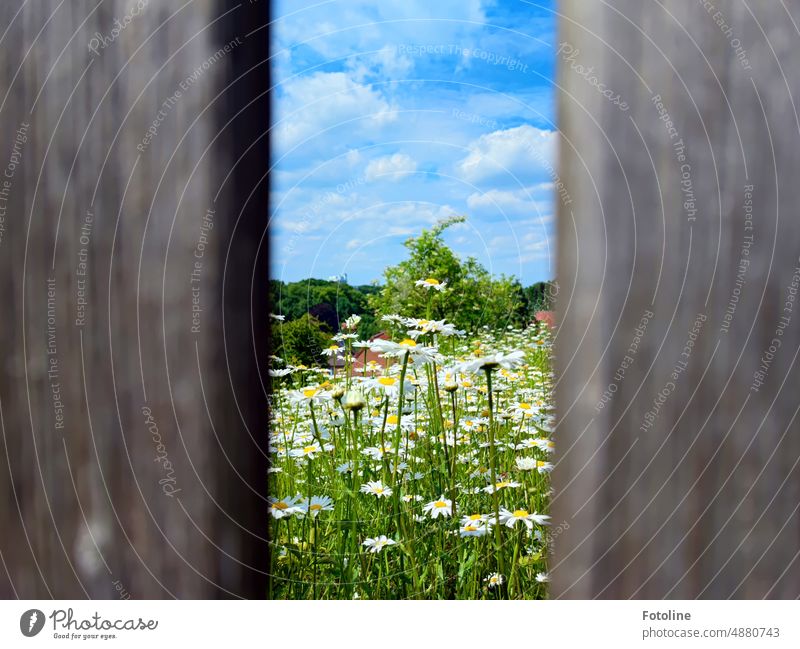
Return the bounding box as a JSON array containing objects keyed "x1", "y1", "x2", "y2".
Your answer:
[{"x1": 268, "y1": 270, "x2": 555, "y2": 600}]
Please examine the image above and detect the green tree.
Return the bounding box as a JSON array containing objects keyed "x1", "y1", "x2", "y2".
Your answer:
[
  {"x1": 368, "y1": 216, "x2": 530, "y2": 332},
  {"x1": 524, "y1": 280, "x2": 557, "y2": 316},
  {"x1": 271, "y1": 313, "x2": 332, "y2": 366},
  {"x1": 269, "y1": 279, "x2": 381, "y2": 338}
]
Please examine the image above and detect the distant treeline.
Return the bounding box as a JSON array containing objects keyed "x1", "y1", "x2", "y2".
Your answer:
[
  {"x1": 270, "y1": 217, "x2": 555, "y2": 365},
  {"x1": 270, "y1": 278, "x2": 382, "y2": 338},
  {"x1": 269, "y1": 277, "x2": 554, "y2": 365}
]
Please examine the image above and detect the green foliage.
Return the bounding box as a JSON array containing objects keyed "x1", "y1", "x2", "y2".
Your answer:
[
  {"x1": 368, "y1": 217, "x2": 531, "y2": 331},
  {"x1": 269, "y1": 223, "x2": 554, "y2": 339},
  {"x1": 524, "y1": 280, "x2": 557, "y2": 315},
  {"x1": 270, "y1": 279, "x2": 381, "y2": 338},
  {"x1": 271, "y1": 313, "x2": 332, "y2": 366}
]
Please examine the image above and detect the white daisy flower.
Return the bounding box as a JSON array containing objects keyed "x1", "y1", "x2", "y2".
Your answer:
[
  {"x1": 414, "y1": 277, "x2": 448, "y2": 291},
  {"x1": 484, "y1": 572, "x2": 504, "y2": 588},
  {"x1": 498, "y1": 507, "x2": 550, "y2": 529},
  {"x1": 300, "y1": 495, "x2": 334, "y2": 517},
  {"x1": 360, "y1": 480, "x2": 393, "y2": 498},
  {"x1": 460, "y1": 523, "x2": 490, "y2": 537},
  {"x1": 423, "y1": 495, "x2": 453, "y2": 519},
  {"x1": 362, "y1": 535, "x2": 397, "y2": 553},
  {"x1": 268, "y1": 495, "x2": 303, "y2": 519}
]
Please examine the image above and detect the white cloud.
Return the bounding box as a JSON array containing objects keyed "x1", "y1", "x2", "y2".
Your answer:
[
  {"x1": 348, "y1": 45, "x2": 415, "y2": 82},
  {"x1": 276, "y1": 72, "x2": 397, "y2": 151},
  {"x1": 457, "y1": 124, "x2": 556, "y2": 182},
  {"x1": 364, "y1": 153, "x2": 418, "y2": 182},
  {"x1": 466, "y1": 188, "x2": 553, "y2": 225},
  {"x1": 468, "y1": 188, "x2": 533, "y2": 211},
  {"x1": 387, "y1": 226, "x2": 415, "y2": 236}
]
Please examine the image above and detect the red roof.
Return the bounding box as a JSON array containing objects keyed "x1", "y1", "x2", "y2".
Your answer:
[
  {"x1": 534, "y1": 311, "x2": 555, "y2": 328},
  {"x1": 327, "y1": 331, "x2": 393, "y2": 370}
]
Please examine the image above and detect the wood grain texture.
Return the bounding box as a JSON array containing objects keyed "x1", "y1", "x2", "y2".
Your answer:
[
  {"x1": 553, "y1": 0, "x2": 800, "y2": 598},
  {"x1": 0, "y1": 1, "x2": 269, "y2": 598}
]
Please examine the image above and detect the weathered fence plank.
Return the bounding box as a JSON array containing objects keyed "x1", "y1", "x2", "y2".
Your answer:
[
  {"x1": 0, "y1": 2, "x2": 269, "y2": 598},
  {"x1": 554, "y1": 0, "x2": 800, "y2": 598}
]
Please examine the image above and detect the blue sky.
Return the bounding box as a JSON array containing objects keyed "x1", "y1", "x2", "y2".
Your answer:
[{"x1": 270, "y1": 0, "x2": 557, "y2": 286}]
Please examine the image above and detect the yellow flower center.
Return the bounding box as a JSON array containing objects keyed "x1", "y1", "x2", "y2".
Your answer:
[
  {"x1": 424, "y1": 278, "x2": 439, "y2": 285},
  {"x1": 272, "y1": 502, "x2": 288, "y2": 510},
  {"x1": 303, "y1": 445, "x2": 316, "y2": 454},
  {"x1": 464, "y1": 525, "x2": 478, "y2": 532},
  {"x1": 378, "y1": 377, "x2": 396, "y2": 386},
  {"x1": 303, "y1": 388, "x2": 318, "y2": 398},
  {"x1": 519, "y1": 402, "x2": 531, "y2": 410},
  {"x1": 386, "y1": 415, "x2": 398, "y2": 425},
  {"x1": 496, "y1": 481, "x2": 510, "y2": 488},
  {"x1": 513, "y1": 509, "x2": 529, "y2": 518},
  {"x1": 310, "y1": 504, "x2": 322, "y2": 511},
  {"x1": 537, "y1": 461, "x2": 547, "y2": 468},
  {"x1": 399, "y1": 338, "x2": 417, "y2": 347},
  {"x1": 434, "y1": 501, "x2": 447, "y2": 508},
  {"x1": 328, "y1": 345, "x2": 338, "y2": 350},
  {"x1": 375, "y1": 487, "x2": 384, "y2": 494},
  {"x1": 468, "y1": 514, "x2": 482, "y2": 521}
]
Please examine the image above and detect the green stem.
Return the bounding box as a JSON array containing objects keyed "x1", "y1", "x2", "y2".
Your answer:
[
  {"x1": 391, "y1": 351, "x2": 410, "y2": 486},
  {"x1": 313, "y1": 515, "x2": 319, "y2": 599},
  {"x1": 449, "y1": 391, "x2": 458, "y2": 517},
  {"x1": 485, "y1": 367, "x2": 506, "y2": 584}
]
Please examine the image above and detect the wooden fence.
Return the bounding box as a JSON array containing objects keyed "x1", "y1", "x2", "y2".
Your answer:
[
  {"x1": 553, "y1": 0, "x2": 800, "y2": 598},
  {"x1": 0, "y1": 2, "x2": 269, "y2": 598}
]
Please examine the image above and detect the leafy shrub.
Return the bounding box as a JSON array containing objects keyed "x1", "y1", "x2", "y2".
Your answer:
[
  {"x1": 272, "y1": 313, "x2": 332, "y2": 366},
  {"x1": 368, "y1": 216, "x2": 530, "y2": 331},
  {"x1": 269, "y1": 278, "x2": 380, "y2": 338}
]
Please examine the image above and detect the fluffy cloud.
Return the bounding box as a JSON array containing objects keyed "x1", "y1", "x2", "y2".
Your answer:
[
  {"x1": 457, "y1": 124, "x2": 556, "y2": 182},
  {"x1": 270, "y1": 0, "x2": 557, "y2": 283},
  {"x1": 466, "y1": 186, "x2": 554, "y2": 223},
  {"x1": 364, "y1": 153, "x2": 418, "y2": 181},
  {"x1": 347, "y1": 46, "x2": 415, "y2": 82},
  {"x1": 275, "y1": 72, "x2": 397, "y2": 151}
]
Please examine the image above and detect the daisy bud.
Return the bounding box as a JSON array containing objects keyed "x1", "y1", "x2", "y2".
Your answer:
[
  {"x1": 343, "y1": 390, "x2": 366, "y2": 412},
  {"x1": 444, "y1": 382, "x2": 458, "y2": 393},
  {"x1": 331, "y1": 386, "x2": 345, "y2": 401}
]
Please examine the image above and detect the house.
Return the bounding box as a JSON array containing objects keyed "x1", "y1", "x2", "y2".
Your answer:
[{"x1": 326, "y1": 331, "x2": 393, "y2": 372}]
